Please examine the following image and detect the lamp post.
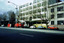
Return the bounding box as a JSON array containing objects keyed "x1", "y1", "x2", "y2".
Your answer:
[{"x1": 8, "y1": 1, "x2": 18, "y2": 23}]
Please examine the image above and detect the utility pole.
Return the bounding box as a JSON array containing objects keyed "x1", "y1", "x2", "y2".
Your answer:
[{"x1": 8, "y1": 1, "x2": 19, "y2": 23}]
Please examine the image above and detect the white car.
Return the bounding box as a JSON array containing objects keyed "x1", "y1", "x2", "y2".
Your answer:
[
  {"x1": 30, "y1": 26, "x2": 35, "y2": 28},
  {"x1": 24, "y1": 24, "x2": 29, "y2": 28}
]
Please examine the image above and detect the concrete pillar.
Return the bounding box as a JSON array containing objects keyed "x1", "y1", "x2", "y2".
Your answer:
[
  {"x1": 46, "y1": 0, "x2": 48, "y2": 19},
  {"x1": 54, "y1": 7, "x2": 57, "y2": 25}
]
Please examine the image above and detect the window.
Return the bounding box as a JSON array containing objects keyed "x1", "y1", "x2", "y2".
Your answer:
[
  {"x1": 49, "y1": 0, "x2": 64, "y2": 5},
  {"x1": 22, "y1": 13, "x2": 25, "y2": 16},
  {"x1": 26, "y1": 7, "x2": 28, "y2": 10},
  {"x1": 57, "y1": 20, "x2": 64, "y2": 25},
  {"x1": 19, "y1": 13, "x2": 22, "y2": 16},
  {"x1": 23, "y1": 5, "x2": 25, "y2": 7},
  {"x1": 23, "y1": 9, "x2": 26, "y2": 11},
  {"x1": 42, "y1": 8, "x2": 45, "y2": 11},
  {"x1": 29, "y1": 16, "x2": 32, "y2": 21},
  {"x1": 26, "y1": 17, "x2": 28, "y2": 20},
  {"x1": 57, "y1": 13, "x2": 64, "y2": 18},
  {"x1": 42, "y1": 2, "x2": 44, "y2": 6},
  {"x1": 43, "y1": 14, "x2": 46, "y2": 17},
  {"x1": 19, "y1": 10, "x2": 22, "y2": 12},
  {"x1": 51, "y1": 8, "x2": 54, "y2": 13},
  {"x1": 29, "y1": 7, "x2": 32, "y2": 10},
  {"x1": 33, "y1": 15, "x2": 36, "y2": 19},
  {"x1": 56, "y1": 0, "x2": 61, "y2": 2},
  {"x1": 33, "y1": 5, "x2": 37, "y2": 8},
  {"x1": 29, "y1": 11, "x2": 32, "y2": 14},
  {"x1": 42, "y1": 1, "x2": 46, "y2": 6},
  {"x1": 37, "y1": 15, "x2": 41, "y2": 18},
  {"x1": 26, "y1": 3, "x2": 28, "y2": 6},
  {"x1": 30, "y1": 3, "x2": 32, "y2": 5},
  {"x1": 38, "y1": 9, "x2": 41, "y2": 12},
  {"x1": 23, "y1": 17, "x2": 25, "y2": 20},
  {"x1": 37, "y1": 3, "x2": 41, "y2": 7},
  {"x1": 51, "y1": 14, "x2": 54, "y2": 19},
  {"x1": 57, "y1": 6, "x2": 64, "y2": 11},
  {"x1": 51, "y1": 21, "x2": 54, "y2": 25},
  {"x1": 20, "y1": 6, "x2": 22, "y2": 8},
  {"x1": 33, "y1": 10, "x2": 36, "y2": 13},
  {"x1": 33, "y1": 0, "x2": 37, "y2": 3},
  {"x1": 21, "y1": 17, "x2": 23, "y2": 20},
  {"x1": 37, "y1": 0, "x2": 41, "y2": 2},
  {"x1": 26, "y1": 12, "x2": 28, "y2": 15},
  {"x1": 48, "y1": 0, "x2": 57, "y2": 5},
  {"x1": 56, "y1": 0, "x2": 64, "y2": 3}
]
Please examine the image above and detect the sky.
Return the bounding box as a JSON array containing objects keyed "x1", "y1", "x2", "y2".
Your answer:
[{"x1": 0, "y1": 0, "x2": 33, "y2": 14}]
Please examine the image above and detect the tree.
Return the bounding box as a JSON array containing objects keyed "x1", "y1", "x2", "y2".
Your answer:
[
  {"x1": 2, "y1": 13, "x2": 7, "y2": 21},
  {"x1": 1, "y1": 13, "x2": 9, "y2": 26},
  {"x1": 0, "y1": 14, "x2": 3, "y2": 25},
  {"x1": 0, "y1": 14, "x2": 3, "y2": 21},
  {"x1": 7, "y1": 11, "x2": 15, "y2": 27}
]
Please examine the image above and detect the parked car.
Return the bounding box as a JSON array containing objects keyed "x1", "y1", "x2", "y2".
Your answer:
[
  {"x1": 30, "y1": 26, "x2": 35, "y2": 28},
  {"x1": 48, "y1": 26, "x2": 58, "y2": 30},
  {"x1": 24, "y1": 24, "x2": 29, "y2": 28},
  {"x1": 33, "y1": 24, "x2": 47, "y2": 29}
]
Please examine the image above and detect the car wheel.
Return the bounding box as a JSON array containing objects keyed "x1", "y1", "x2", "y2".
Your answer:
[
  {"x1": 34, "y1": 26, "x2": 36, "y2": 29},
  {"x1": 48, "y1": 28, "x2": 50, "y2": 29},
  {"x1": 56, "y1": 28, "x2": 59, "y2": 30}
]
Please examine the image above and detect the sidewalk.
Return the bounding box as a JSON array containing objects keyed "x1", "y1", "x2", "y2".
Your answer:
[
  {"x1": 0, "y1": 27, "x2": 64, "y2": 31},
  {"x1": 0, "y1": 27, "x2": 64, "y2": 35}
]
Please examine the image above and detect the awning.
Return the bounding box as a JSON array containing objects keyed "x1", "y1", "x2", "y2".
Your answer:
[
  {"x1": 32, "y1": 18, "x2": 41, "y2": 21},
  {"x1": 19, "y1": 20, "x2": 25, "y2": 23}
]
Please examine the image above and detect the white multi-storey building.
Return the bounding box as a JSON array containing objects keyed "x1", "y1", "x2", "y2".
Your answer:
[
  {"x1": 19, "y1": 0, "x2": 64, "y2": 29},
  {"x1": 19, "y1": 0, "x2": 48, "y2": 26}
]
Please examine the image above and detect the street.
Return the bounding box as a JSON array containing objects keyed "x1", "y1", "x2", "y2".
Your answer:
[{"x1": 0, "y1": 27, "x2": 64, "y2": 43}]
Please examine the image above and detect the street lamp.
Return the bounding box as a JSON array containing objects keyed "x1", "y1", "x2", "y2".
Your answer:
[{"x1": 8, "y1": 1, "x2": 18, "y2": 23}]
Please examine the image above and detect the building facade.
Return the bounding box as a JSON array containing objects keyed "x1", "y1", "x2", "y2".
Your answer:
[
  {"x1": 48, "y1": 0, "x2": 64, "y2": 29},
  {"x1": 19, "y1": 0, "x2": 64, "y2": 29},
  {"x1": 19, "y1": 0, "x2": 48, "y2": 26}
]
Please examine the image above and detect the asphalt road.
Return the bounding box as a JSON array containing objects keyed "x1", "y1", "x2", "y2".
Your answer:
[{"x1": 0, "y1": 27, "x2": 64, "y2": 43}]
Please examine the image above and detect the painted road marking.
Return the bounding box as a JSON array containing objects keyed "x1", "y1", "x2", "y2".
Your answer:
[{"x1": 19, "y1": 33, "x2": 34, "y2": 37}]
